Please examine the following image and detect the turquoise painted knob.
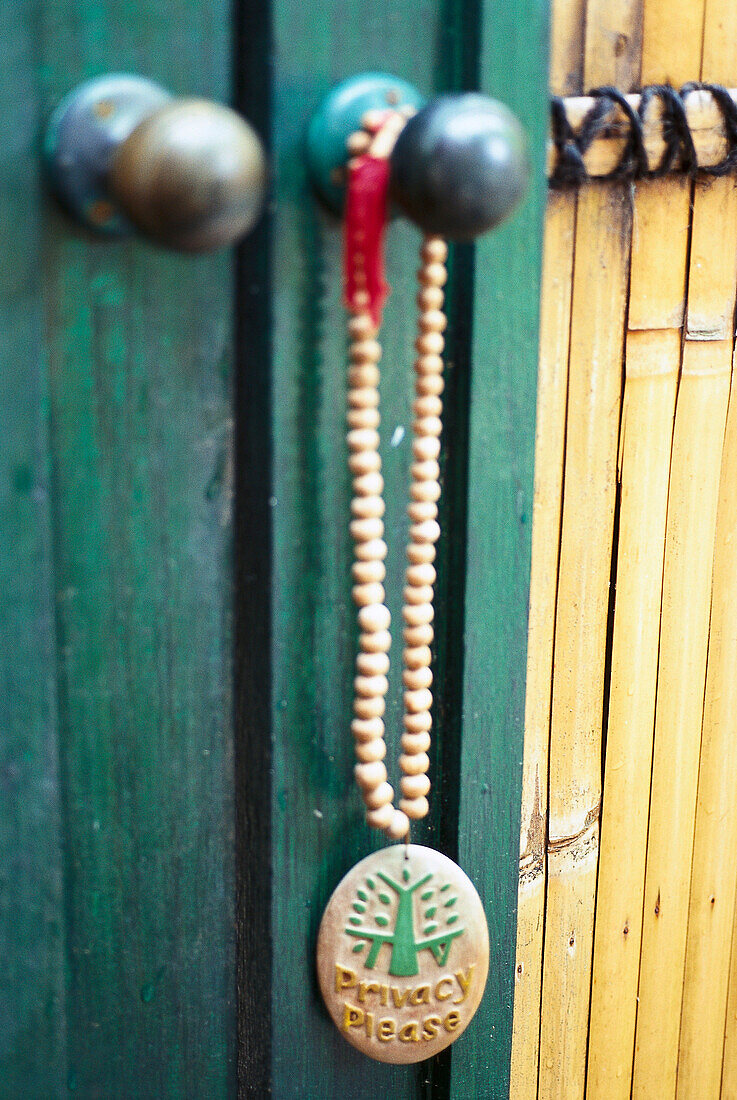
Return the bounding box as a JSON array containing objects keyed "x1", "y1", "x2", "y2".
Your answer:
[
  {"x1": 389, "y1": 93, "x2": 530, "y2": 240},
  {"x1": 306, "y1": 73, "x2": 426, "y2": 213}
]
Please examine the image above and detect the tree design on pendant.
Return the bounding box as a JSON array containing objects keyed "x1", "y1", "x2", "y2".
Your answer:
[{"x1": 344, "y1": 865, "x2": 465, "y2": 976}]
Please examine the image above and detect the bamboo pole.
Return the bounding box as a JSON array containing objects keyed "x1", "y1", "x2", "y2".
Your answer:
[
  {"x1": 675, "y1": 6, "x2": 737, "y2": 1095},
  {"x1": 722, "y1": 876, "x2": 737, "y2": 1096},
  {"x1": 538, "y1": 181, "x2": 631, "y2": 1100},
  {"x1": 632, "y1": 3, "x2": 737, "y2": 1091},
  {"x1": 585, "y1": 5, "x2": 702, "y2": 1095},
  {"x1": 676, "y1": 352, "x2": 737, "y2": 1098},
  {"x1": 537, "y1": 4, "x2": 638, "y2": 1095},
  {"x1": 509, "y1": 2, "x2": 580, "y2": 1094},
  {"x1": 510, "y1": 189, "x2": 574, "y2": 1100},
  {"x1": 585, "y1": 331, "x2": 679, "y2": 1097},
  {"x1": 631, "y1": 339, "x2": 732, "y2": 1099}
]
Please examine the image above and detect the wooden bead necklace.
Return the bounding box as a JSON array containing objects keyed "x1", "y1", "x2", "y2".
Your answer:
[{"x1": 317, "y1": 108, "x2": 490, "y2": 1064}]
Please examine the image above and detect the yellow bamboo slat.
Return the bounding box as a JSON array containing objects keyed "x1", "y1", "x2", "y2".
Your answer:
[
  {"x1": 722, "y1": 880, "x2": 737, "y2": 1096},
  {"x1": 675, "y1": 4, "x2": 737, "y2": 1096},
  {"x1": 621, "y1": 0, "x2": 703, "y2": 334},
  {"x1": 585, "y1": 331, "x2": 680, "y2": 1098},
  {"x1": 632, "y1": 340, "x2": 733, "y2": 1099},
  {"x1": 537, "y1": 2, "x2": 639, "y2": 1094},
  {"x1": 686, "y1": 181, "x2": 737, "y2": 341},
  {"x1": 633, "y1": 5, "x2": 737, "y2": 1092},
  {"x1": 586, "y1": 7, "x2": 702, "y2": 1096},
  {"x1": 509, "y1": 1, "x2": 582, "y2": 1094},
  {"x1": 536, "y1": 2, "x2": 640, "y2": 1095},
  {"x1": 628, "y1": 175, "x2": 691, "y2": 331},
  {"x1": 510, "y1": 189, "x2": 574, "y2": 1100},
  {"x1": 677, "y1": 353, "x2": 737, "y2": 1098},
  {"x1": 548, "y1": 0, "x2": 586, "y2": 98},
  {"x1": 538, "y1": 186, "x2": 632, "y2": 1100}
]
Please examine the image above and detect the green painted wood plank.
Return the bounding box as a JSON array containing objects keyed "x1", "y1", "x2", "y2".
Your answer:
[
  {"x1": 39, "y1": 1, "x2": 236, "y2": 1093},
  {"x1": 266, "y1": 3, "x2": 477, "y2": 1096},
  {"x1": 451, "y1": 1, "x2": 550, "y2": 1097},
  {"x1": 0, "y1": 3, "x2": 67, "y2": 1094}
]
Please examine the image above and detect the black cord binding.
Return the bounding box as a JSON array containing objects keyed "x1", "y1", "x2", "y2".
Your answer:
[{"x1": 549, "y1": 82, "x2": 737, "y2": 187}]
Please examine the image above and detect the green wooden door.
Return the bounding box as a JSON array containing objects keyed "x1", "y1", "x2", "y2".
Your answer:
[{"x1": 2, "y1": 0, "x2": 548, "y2": 1096}]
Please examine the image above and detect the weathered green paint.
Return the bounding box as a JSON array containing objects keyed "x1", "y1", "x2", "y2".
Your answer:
[
  {"x1": 265, "y1": 3, "x2": 464, "y2": 1095},
  {"x1": 0, "y1": 3, "x2": 67, "y2": 1095},
  {"x1": 262, "y1": 1, "x2": 549, "y2": 1097},
  {"x1": 4, "y1": 0, "x2": 547, "y2": 1094},
  {"x1": 452, "y1": 2, "x2": 550, "y2": 1096},
  {"x1": 1, "y1": 0, "x2": 236, "y2": 1094}
]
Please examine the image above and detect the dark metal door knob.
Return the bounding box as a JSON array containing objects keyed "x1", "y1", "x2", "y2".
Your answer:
[
  {"x1": 307, "y1": 73, "x2": 530, "y2": 241},
  {"x1": 46, "y1": 74, "x2": 267, "y2": 252}
]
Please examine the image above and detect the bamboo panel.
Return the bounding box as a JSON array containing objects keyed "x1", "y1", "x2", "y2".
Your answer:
[
  {"x1": 586, "y1": 331, "x2": 679, "y2": 1098},
  {"x1": 675, "y1": 6, "x2": 737, "y2": 1096},
  {"x1": 677, "y1": 354, "x2": 737, "y2": 1097},
  {"x1": 632, "y1": 340, "x2": 733, "y2": 1098},
  {"x1": 518, "y1": 0, "x2": 737, "y2": 1094},
  {"x1": 536, "y1": 1, "x2": 638, "y2": 1095},
  {"x1": 537, "y1": 184, "x2": 632, "y2": 1100},
  {"x1": 509, "y1": 0, "x2": 580, "y2": 1092},
  {"x1": 632, "y1": 3, "x2": 737, "y2": 1091},
  {"x1": 510, "y1": 188, "x2": 573, "y2": 1100},
  {"x1": 586, "y1": 6, "x2": 702, "y2": 1095}
]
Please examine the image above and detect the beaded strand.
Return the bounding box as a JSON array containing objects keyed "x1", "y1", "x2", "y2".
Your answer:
[{"x1": 345, "y1": 110, "x2": 448, "y2": 842}]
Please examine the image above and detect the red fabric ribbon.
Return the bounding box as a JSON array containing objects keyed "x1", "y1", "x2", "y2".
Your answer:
[{"x1": 344, "y1": 154, "x2": 391, "y2": 328}]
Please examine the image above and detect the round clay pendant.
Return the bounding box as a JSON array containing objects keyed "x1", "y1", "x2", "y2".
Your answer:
[{"x1": 317, "y1": 844, "x2": 489, "y2": 1063}]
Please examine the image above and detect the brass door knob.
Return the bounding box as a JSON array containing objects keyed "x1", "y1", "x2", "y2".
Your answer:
[{"x1": 46, "y1": 74, "x2": 267, "y2": 252}]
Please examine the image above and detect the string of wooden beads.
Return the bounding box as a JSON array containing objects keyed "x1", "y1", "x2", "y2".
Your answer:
[{"x1": 346, "y1": 110, "x2": 448, "y2": 842}]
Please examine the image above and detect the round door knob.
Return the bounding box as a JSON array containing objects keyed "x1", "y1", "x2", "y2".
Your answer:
[
  {"x1": 390, "y1": 94, "x2": 530, "y2": 241},
  {"x1": 307, "y1": 77, "x2": 529, "y2": 241},
  {"x1": 45, "y1": 74, "x2": 267, "y2": 252}
]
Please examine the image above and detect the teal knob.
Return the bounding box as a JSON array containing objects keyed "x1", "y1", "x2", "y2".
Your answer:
[{"x1": 306, "y1": 73, "x2": 426, "y2": 213}]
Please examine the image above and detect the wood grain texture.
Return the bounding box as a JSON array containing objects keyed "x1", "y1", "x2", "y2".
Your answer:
[
  {"x1": 627, "y1": 0, "x2": 701, "y2": 339},
  {"x1": 38, "y1": 1, "x2": 237, "y2": 1094},
  {"x1": 0, "y1": 2, "x2": 67, "y2": 1094},
  {"x1": 451, "y1": 0, "x2": 549, "y2": 1095}
]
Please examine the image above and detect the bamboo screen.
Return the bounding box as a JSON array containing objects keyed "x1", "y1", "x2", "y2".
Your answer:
[{"x1": 511, "y1": 1, "x2": 737, "y2": 1097}]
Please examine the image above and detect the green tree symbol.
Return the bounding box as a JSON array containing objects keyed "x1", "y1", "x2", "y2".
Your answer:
[{"x1": 345, "y1": 867, "x2": 464, "y2": 977}]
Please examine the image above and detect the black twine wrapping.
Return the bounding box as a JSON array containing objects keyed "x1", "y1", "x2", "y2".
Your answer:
[{"x1": 549, "y1": 82, "x2": 737, "y2": 187}]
